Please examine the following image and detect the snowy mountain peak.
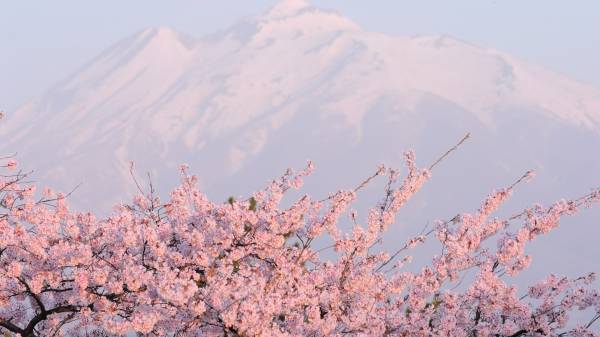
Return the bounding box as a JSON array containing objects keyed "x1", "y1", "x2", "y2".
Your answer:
[
  {"x1": 207, "y1": 1, "x2": 360, "y2": 47},
  {"x1": 257, "y1": 0, "x2": 360, "y2": 34},
  {"x1": 265, "y1": 0, "x2": 312, "y2": 19},
  {"x1": 135, "y1": 26, "x2": 196, "y2": 51},
  {"x1": 3, "y1": 2, "x2": 600, "y2": 212},
  {"x1": 140, "y1": 26, "x2": 177, "y2": 39}
]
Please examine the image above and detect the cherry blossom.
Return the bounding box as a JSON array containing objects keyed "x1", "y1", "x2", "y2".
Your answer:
[{"x1": 1, "y1": 135, "x2": 599, "y2": 337}]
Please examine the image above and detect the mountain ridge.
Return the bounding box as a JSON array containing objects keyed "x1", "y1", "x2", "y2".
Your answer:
[{"x1": 1, "y1": 0, "x2": 600, "y2": 212}]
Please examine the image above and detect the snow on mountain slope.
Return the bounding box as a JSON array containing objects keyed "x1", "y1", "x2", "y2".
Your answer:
[{"x1": 1, "y1": 0, "x2": 599, "y2": 215}]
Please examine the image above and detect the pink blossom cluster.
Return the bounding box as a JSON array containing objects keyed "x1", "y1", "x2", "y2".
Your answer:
[{"x1": 1, "y1": 151, "x2": 599, "y2": 337}]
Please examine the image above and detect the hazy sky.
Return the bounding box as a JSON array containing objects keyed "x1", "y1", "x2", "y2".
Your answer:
[{"x1": 2, "y1": 0, "x2": 599, "y2": 111}]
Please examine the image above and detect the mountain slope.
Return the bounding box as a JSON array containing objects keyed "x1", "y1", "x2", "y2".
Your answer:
[{"x1": 1, "y1": 0, "x2": 599, "y2": 215}]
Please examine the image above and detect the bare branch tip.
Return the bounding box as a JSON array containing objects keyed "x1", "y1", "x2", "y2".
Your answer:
[{"x1": 428, "y1": 132, "x2": 472, "y2": 171}]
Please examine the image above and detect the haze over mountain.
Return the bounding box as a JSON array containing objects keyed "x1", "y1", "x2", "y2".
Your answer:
[{"x1": 1, "y1": 0, "x2": 599, "y2": 280}]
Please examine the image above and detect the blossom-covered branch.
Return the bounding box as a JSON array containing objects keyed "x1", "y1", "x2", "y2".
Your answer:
[{"x1": 1, "y1": 137, "x2": 599, "y2": 336}]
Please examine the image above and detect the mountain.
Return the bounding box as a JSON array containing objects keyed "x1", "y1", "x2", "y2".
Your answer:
[{"x1": 1, "y1": 0, "x2": 599, "y2": 280}]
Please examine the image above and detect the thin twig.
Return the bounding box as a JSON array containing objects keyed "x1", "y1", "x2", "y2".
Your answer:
[{"x1": 428, "y1": 132, "x2": 470, "y2": 171}]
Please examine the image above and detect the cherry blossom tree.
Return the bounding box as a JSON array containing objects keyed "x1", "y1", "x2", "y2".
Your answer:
[{"x1": 1, "y1": 134, "x2": 599, "y2": 337}]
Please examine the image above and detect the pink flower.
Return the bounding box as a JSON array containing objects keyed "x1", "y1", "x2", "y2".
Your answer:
[
  {"x1": 7, "y1": 262, "x2": 23, "y2": 277},
  {"x1": 6, "y1": 159, "x2": 17, "y2": 170},
  {"x1": 0, "y1": 146, "x2": 598, "y2": 337}
]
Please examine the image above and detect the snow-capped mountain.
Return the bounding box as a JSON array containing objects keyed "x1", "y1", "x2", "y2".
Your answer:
[{"x1": 1, "y1": 0, "x2": 599, "y2": 277}]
